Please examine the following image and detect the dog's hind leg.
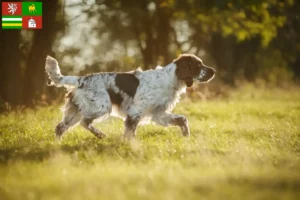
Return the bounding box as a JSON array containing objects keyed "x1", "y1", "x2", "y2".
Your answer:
[
  {"x1": 56, "y1": 99, "x2": 81, "y2": 139},
  {"x1": 78, "y1": 90, "x2": 111, "y2": 139},
  {"x1": 80, "y1": 118, "x2": 107, "y2": 139}
]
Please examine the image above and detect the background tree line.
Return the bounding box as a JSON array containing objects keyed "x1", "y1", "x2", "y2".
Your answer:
[{"x1": 0, "y1": 0, "x2": 299, "y2": 110}]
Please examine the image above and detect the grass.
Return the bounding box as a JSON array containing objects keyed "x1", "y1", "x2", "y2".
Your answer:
[{"x1": 0, "y1": 85, "x2": 300, "y2": 200}]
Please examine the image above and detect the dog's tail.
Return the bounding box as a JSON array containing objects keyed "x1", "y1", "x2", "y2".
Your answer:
[{"x1": 45, "y1": 56, "x2": 79, "y2": 87}]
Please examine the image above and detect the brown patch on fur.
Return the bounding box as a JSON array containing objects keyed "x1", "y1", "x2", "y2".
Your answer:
[
  {"x1": 174, "y1": 54, "x2": 202, "y2": 87},
  {"x1": 107, "y1": 89, "x2": 123, "y2": 106},
  {"x1": 115, "y1": 73, "x2": 140, "y2": 97}
]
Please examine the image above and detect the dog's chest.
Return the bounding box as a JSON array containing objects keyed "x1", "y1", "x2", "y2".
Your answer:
[{"x1": 154, "y1": 84, "x2": 184, "y2": 112}]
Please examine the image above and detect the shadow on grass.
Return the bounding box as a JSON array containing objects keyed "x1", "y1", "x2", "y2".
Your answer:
[
  {"x1": 227, "y1": 177, "x2": 300, "y2": 190},
  {"x1": 0, "y1": 135, "x2": 229, "y2": 164},
  {"x1": 0, "y1": 136, "x2": 125, "y2": 164}
]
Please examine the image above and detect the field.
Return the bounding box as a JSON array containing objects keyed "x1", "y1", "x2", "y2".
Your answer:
[{"x1": 0, "y1": 85, "x2": 300, "y2": 200}]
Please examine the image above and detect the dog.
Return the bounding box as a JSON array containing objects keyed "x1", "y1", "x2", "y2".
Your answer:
[{"x1": 45, "y1": 54, "x2": 215, "y2": 139}]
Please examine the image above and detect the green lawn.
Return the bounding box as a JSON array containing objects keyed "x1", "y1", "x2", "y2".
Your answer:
[{"x1": 1, "y1": 86, "x2": 300, "y2": 200}]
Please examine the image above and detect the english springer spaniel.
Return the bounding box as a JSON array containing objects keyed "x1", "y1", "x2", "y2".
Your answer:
[{"x1": 45, "y1": 54, "x2": 215, "y2": 140}]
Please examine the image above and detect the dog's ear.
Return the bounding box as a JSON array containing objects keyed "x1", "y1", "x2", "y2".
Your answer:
[
  {"x1": 174, "y1": 55, "x2": 190, "y2": 79},
  {"x1": 174, "y1": 54, "x2": 199, "y2": 87}
]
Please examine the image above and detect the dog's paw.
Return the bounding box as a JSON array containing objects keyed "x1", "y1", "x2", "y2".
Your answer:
[
  {"x1": 181, "y1": 126, "x2": 190, "y2": 137},
  {"x1": 95, "y1": 132, "x2": 106, "y2": 139}
]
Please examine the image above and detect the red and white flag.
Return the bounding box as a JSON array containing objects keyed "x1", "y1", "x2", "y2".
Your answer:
[
  {"x1": 2, "y1": 2, "x2": 22, "y2": 15},
  {"x1": 22, "y1": 16, "x2": 42, "y2": 29}
]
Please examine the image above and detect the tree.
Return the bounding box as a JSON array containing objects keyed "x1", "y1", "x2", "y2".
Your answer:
[
  {"x1": 0, "y1": 30, "x2": 22, "y2": 106},
  {"x1": 23, "y1": 0, "x2": 61, "y2": 105},
  {"x1": 0, "y1": 0, "x2": 63, "y2": 110},
  {"x1": 96, "y1": 0, "x2": 174, "y2": 67},
  {"x1": 91, "y1": 0, "x2": 296, "y2": 82}
]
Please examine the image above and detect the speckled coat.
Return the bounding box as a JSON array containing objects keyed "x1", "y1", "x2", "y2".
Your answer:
[{"x1": 45, "y1": 54, "x2": 215, "y2": 140}]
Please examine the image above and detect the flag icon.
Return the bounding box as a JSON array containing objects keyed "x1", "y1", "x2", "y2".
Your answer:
[
  {"x1": 2, "y1": 16, "x2": 22, "y2": 29},
  {"x1": 2, "y1": 2, "x2": 42, "y2": 30},
  {"x1": 22, "y1": 2, "x2": 42, "y2": 16},
  {"x1": 22, "y1": 16, "x2": 42, "y2": 29},
  {"x1": 2, "y1": 2, "x2": 22, "y2": 16}
]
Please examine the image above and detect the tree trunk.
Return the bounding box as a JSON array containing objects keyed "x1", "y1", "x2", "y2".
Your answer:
[
  {"x1": 156, "y1": 3, "x2": 171, "y2": 65},
  {"x1": 131, "y1": 1, "x2": 155, "y2": 69},
  {"x1": 0, "y1": 30, "x2": 22, "y2": 107}
]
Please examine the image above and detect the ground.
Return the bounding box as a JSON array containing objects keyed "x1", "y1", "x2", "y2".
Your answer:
[{"x1": 0, "y1": 85, "x2": 300, "y2": 200}]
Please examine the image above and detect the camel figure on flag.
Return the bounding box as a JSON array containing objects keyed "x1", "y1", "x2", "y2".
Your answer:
[{"x1": 28, "y1": 4, "x2": 36, "y2": 13}]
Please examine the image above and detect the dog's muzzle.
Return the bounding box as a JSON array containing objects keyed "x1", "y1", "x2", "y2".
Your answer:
[{"x1": 196, "y1": 67, "x2": 216, "y2": 83}]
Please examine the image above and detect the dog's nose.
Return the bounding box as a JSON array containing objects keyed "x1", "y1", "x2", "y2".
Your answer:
[{"x1": 207, "y1": 67, "x2": 216, "y2": 78}]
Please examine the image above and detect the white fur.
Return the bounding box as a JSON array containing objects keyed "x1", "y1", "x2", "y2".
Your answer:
[
  {"x1": 45, "y1": 56, "x2": 79, "y2": 87},
  {"x1": 46, "y1": 57, "x2": 186, "y2": 121},
  {"x1": 45, "y1": 54, "x2": 215, "y2": 139}
]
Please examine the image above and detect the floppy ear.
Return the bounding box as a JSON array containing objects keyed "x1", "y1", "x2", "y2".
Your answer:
[{"x1": 174, "y1": 56, "x2": 194, "y2": 87}]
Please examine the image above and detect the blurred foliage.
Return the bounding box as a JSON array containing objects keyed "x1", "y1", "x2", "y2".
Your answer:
[
  {"x1": 1, "y1": 0, "x2": 300, "y2": 109},
  {"x1": 78, "y1": 0, "x2": 299, "y2": 82},
  {"x1": 182, "y1": 0, "x2": 288, "y2": 46}
]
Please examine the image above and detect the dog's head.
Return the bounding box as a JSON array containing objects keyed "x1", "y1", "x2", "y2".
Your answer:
[{"x1": 174, "y1": 54, "x2": 216, "y2": 87}]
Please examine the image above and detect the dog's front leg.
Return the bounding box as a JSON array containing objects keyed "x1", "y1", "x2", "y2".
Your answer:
[
  {"x1": 152, "y1": 113, "x2": 190, "y2": 137},
  {"x1": 123, "y1": 114, "x2": 140, "y2": 140}
]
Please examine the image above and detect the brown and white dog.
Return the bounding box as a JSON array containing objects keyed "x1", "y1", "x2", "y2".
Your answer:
[{"x1": 45, "y1": 54, "x2": 215, "y2": 139}]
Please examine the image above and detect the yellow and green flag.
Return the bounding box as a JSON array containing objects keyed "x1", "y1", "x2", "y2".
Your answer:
[
  {"x1": 22, "y1": 2, "x2": 42, "y2": 16},
  {"x1": 2, "y1": 2, "x2": 43, "y2": 29},
  {"x1": 2, "y1": 16, "x2": 22, "y2": 29}
]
